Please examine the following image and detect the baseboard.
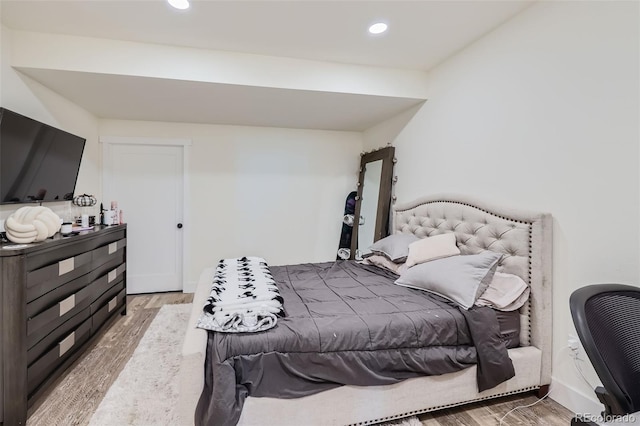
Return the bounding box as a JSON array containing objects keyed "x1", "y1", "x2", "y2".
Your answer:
[
  {"x1": 183, "y1": 280, "x2": 197, "y2": 294},
  {"x1": 550, "y1": 377, "x2": 602, "y2": 416}
]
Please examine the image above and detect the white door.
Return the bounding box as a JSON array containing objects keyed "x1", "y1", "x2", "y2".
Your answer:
[{"x1": 104, "y1": 141, "x2": 185, "y2": 294}]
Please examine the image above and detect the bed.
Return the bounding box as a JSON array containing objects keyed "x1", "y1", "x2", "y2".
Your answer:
[{"x1": 178, "y1": 194, "x2": 552, "y2": 425}]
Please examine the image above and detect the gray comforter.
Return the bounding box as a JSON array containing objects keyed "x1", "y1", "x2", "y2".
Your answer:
[{"x1": 195, "y1": 261, "x2": 515, "y2": 426}]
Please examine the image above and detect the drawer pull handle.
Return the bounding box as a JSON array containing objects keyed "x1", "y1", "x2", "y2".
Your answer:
[
  {"x1": 59, "y1": 331, "x2": 75, "y2": 357},
  {"x1": 59, "y1": 294, "x2": 76, "y2": 317},
  {"x1": 108, "y1": 269, "x2": 117, "y2": 283},
  {"x1": 108, "y1": 296, "x2": 118, "y2": 312},
  {"x1": 58, "y1": 258, "x2": 75, "y2": 276},
  {"x1": 108, "y1": 242, "x2": 117, "y2": 254}
]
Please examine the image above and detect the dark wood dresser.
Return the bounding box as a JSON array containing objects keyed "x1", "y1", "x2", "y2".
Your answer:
[{"x1": 0, "y1": 225, "x2": 127, "y2": 425}]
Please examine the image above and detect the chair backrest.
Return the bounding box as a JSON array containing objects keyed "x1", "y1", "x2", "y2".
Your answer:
[{"x1": 570, "y1": 284, "x2": 640, "y2": 415}]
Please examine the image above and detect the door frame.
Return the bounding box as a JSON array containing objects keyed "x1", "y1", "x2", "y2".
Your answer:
[{"x1": 99, "y1": 136, "x2": 192, "y2": 292}]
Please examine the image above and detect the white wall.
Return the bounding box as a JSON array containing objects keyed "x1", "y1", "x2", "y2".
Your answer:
[
  {"x1": 364, "y1": 0, "x2": 639, "y2": 415},
  {"x1": 0, "y1": 24, "x2": 101, "y2": 221},
  {"x1": 1, "y1": 22, "x2": 363, "y2": 289},
  {"x1": 99, "y1": 120, "x2": 362, "y2": 290}
]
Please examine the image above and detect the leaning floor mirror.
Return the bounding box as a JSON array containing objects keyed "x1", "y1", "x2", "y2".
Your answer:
[{"x1": 350, "y1": 146, "x2": 395, "y2": 259}]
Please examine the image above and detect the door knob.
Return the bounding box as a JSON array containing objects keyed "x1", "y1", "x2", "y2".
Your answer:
[{"x1": 177, "y1": 223, "x2": 183, "y2": 229}]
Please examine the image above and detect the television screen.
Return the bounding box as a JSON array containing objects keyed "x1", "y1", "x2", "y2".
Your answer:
[{"x1": 0, "y1": 108, "x2": 86, "y2": 204}]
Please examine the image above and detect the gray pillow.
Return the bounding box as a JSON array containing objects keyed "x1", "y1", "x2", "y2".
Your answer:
[
  {"x1": 367, "y1": 233, "x2": 420, "y2": 263},
  {"x1": 394, "y1": 251, "x2": 503, "y2": 309}
]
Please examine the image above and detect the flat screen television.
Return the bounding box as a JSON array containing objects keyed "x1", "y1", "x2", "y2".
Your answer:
[{"x1": 0, "y1": 107, "x2": 86, "y2": 204}]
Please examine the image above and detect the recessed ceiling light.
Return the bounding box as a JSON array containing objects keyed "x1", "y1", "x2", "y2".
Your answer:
[
  {"x1": 368, "y1": 22, "x2": 388, "y2": 35},
  {"x1": 168, "y1": 0, "x2": 189, "y2": 10}
]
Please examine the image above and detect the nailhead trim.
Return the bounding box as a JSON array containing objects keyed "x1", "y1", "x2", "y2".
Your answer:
[
  {"x1": 394, "y1": 200, "x2": 533, "y2": 225},
  {"x1": 346, "y1": 386, "x2": 540, "y2": 425},
  {"x1": 527, "y1": 225, "x2": 533, "y2": 343}
]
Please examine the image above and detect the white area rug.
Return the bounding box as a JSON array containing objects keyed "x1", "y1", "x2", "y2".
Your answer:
[
  {"x1": 87, "y1": 302, "x2": 422, "y2": 426},
  {"x1": 89, "y1": 303, "x2": 191, "y2": 426}
]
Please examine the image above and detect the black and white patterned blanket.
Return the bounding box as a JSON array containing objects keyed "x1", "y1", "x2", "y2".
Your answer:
[{"x1": 197, "y1": 256, "x2": 285, "y2": 333}]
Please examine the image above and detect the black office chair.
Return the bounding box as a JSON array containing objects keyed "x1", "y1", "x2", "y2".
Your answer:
[{"x1": 569, "y1": 284, "x2": 640, "y2": 424}]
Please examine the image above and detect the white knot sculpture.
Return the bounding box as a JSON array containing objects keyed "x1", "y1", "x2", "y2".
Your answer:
[{"x1": 5, "y1": 206, "x2": 62, "y2": 244}]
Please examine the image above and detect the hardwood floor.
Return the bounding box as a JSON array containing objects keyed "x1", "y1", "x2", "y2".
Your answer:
[
  {"x1": 27, "y1": 292, "x2": 193, "y2": 426},
  {"x1": 27, "y1": 292, "x2": 575, "y2": 426},
  {"x1": 416, "y1": 393, "x2": 573, "y2": 425}
]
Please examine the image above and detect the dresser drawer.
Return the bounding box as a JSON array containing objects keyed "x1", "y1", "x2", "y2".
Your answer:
[
  {"x1": 26, "y1": 238, "x2": 96, "y2": 271},
  {"x1": 27, "y1": 279, "x2": 97, "y2": 349},
  {"x1": 91, "y1": 263, "x2": 126, "y2": 304},
  {"x1": 27, "y1": 273, "x2": 91, "y2": 319},
  {"x1": 90, "y1": 279, "x2": 125, "y2": 316},
  {"x1": 27, "y1": 315, "x2": 92, "y2": 395},
  {"x1": 90, "y1": 253, "x2": 125, "y2": 284},
  {"x1": 92, "y1": 289, "x2": 126, "y2": 334},
  {"x1": 92, "y1": 229, "x2": 126, "y2": 249},
  {"x1": 27, "y1": 307, "x2": 91, "y2": 366},
  {"x1": 92, "y1": 238, "x2": 127, "y2": 268},
  {"x1": 26, "y1": 252, "x2": 94, "y2": 302}
]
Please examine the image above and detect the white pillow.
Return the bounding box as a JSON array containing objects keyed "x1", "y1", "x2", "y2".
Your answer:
[
  {"x1": 405, "y1": 233, "x2": 460, "y2": 268},
  {"x1": 395, "y1": 251, "x2": 503, "y2": 310},
  {"x1": 475, "y1": 272, "x2": 530, "y2": 311}
]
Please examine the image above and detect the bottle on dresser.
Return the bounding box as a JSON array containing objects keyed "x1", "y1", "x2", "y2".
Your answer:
[{"x1": 111, "y1": 201, "x2": 119, "y2": 225}]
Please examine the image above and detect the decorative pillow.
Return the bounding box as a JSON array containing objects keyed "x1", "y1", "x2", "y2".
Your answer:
[
  {"x1": 5, "y1": 206, "x2": 61, "y2": 244},
  {"x1": 367, "y1": 234, "x2": 419, "y2": 263},
  {"x1": 476, "y1": 272, "x2": 530, "y2": 311},
  {"x1": 405, "y1": 233, "x2": 460, "y2": 268},
  {"x1": 362, "y1": 255, "x2": 404, "y2": 274},
  {"x1": 394, "y1": 251, "x2": 503, "y2": 309}
]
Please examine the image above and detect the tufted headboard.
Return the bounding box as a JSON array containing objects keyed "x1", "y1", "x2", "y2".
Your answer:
[{"x1": 393, "y1": 194, "x2": 552, "y2": 385}]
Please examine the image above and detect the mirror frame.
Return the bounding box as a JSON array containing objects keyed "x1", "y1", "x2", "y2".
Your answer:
[{"x1": 350, "y1": 146, "x2": 395, "y2": 259}]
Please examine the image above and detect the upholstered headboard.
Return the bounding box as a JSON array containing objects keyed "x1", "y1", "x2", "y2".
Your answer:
[{"x1": 393, "y1": 194, "x2": 553, "y2": 385}]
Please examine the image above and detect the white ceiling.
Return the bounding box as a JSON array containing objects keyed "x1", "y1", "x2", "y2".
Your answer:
[
  {"x1": 1, "y1": 0, "x2": 533, "y2": 71},
  {"x1": 0, "y1": 0, "x2": 534, "y2": 130}
]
